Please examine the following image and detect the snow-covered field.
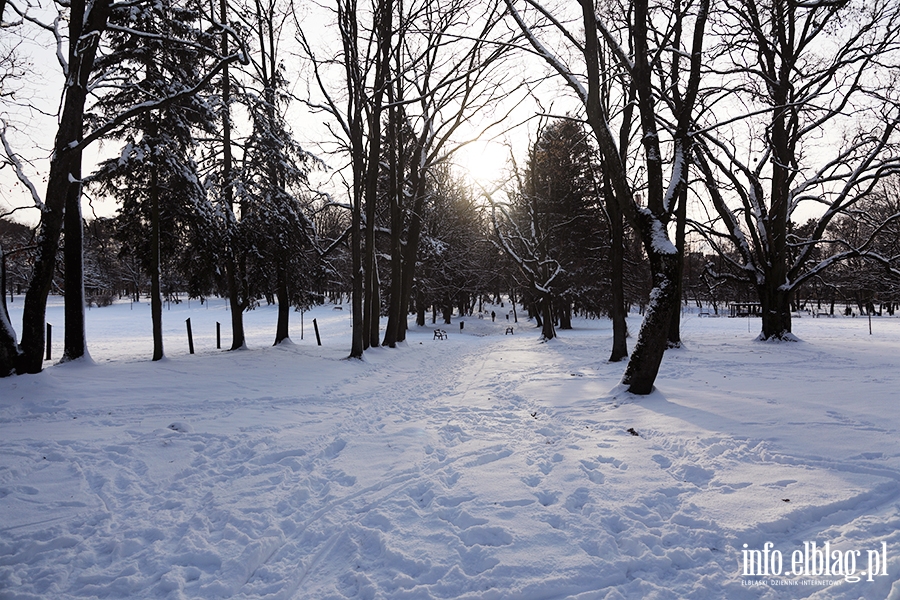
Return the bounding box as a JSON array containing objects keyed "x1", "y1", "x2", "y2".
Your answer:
[{"x1": 2, "y1": 297, "x2": 900, "y2": 599}]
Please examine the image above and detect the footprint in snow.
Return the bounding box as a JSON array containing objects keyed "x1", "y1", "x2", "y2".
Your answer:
[
  {"x1": 579, "y1": 461, "x2": 605, "y2": 484},
  {"x1": 322, "y1": 438, "x2": 346, "y2": 459},
  {"x1": 535, "y1": 490, "x2": 560, "y2": 506},
  {"x1": 651, "y1": 454, "x2": 672, "y2": 469},
  {"x1": 521, "y1": 474, "x2": 542, "y2": 488}
]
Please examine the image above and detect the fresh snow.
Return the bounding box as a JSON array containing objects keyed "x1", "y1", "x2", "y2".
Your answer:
[{"x1": 2, "y1": 298, "x2": 900, "y2": 599}]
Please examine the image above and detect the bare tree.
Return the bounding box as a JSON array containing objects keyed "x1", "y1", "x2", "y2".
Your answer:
[
  {"x1": 388, "y1": 0, "x2": 519, "y2": 347},
  {"x1": 822, "y1": 177, "x2": 900, "y2": 313},
  {"x1": 298, "y1": 0, "x2": 392, "y2": 358},
  {"x1": 489, "y1": 147, "x2": 561, "y2": 340},
  {"x1": 505, "y1": 0, "x2": 710, "y2": 393},
  {"x1": 300, "y1": 0, "x2": 518, "y2": 355},
  {"x1": 693, "y1": 0, "x2": 900, "y2": 340}
]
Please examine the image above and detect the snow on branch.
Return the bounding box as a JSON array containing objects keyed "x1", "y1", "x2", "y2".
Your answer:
[
  {"x1": 76, "y1": 50, "x2": 247, "y2": 152},
  {"x1": 0, "y1": 121, "x2": 45, "y2": 212},
  {"x1": 504, "y1": 0, "x2": 588, "y2": 106}
]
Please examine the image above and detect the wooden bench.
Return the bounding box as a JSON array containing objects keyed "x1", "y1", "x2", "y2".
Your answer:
[
  {"x1": 433, "y1": 329, "x2": 447, "y2": 340},
  {"x1": 505, "y1": 327, "x2": 514, "y2": 335}
]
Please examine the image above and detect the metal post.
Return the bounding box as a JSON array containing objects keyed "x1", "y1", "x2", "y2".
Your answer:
[
  {"x1": 216, "y1": 322, "x2": 221, "y2": 349},
  {"x1": 45, "y1": 323, "x2": 51, "y2": 361},
  {"x1": 313, "y1": 318, "x2": 321, "y2": 346},
  {"x1": 186, "y1": 318, "x2": 195, "y2": 354}
]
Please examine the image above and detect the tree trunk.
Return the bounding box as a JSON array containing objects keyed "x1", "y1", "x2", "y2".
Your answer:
[
  {"x1": 759, "y1": 283, "x2": 793, "y2": 340},
  {"x1": 540, "y1": 294, "x2": 556, "y2": 340},
  {"x1": 381, "y1": 199, "x2": 404, "y2": 348},
  {"x1": 362, "y1": 212, "x2": 375, "y2": 352},
  {"x1": 350, "y1": 211, "x2": 364, "y2": 358},
  {"x1": 16, "y1": 0, "x2": 111, "y2": 374},
  {"x1": 149, "y1": 164, "x2": 164, "y2": 362},
  {"x1": 557, "y1": 297, "x2": 572, "y2": 330},
  {"x1": 443, "y1": 298, "x2": 452, "y2": 324},
  {"x1": 511, "y1": 288, "x2": 518, "y2": 323},
  {"x1": 757, "y1": 42, "x2": 793, "y2": 340},
  {"x1": 0, "y1": 312, "x2": 16, "y2": 377},
  {"x1": 368, "y1": 258, "x2": 380, "y2": 348},
  {"x1": 19, "y1": 167, "x2": 75, "y2": 373},
  {"x1": 62, "y1": 151, "x2": 88, "y2": 363},
  {"x1": 225, "y1": 255, "x2": 245, "y2": 349},
  {"x1": 667, "y1": 185, "x2": 688, "y2": 348},
  {"x1": 607, "y1": 178, "x2": 628, "y2": 362},
  {"x1": 621, "y1": 246, "x2": 680, "y2": 394},
  {"x1": 220, "y1": 0, "x2": 244, "y2": 351},
  {"x1": 415, "y1": 288, "x2": 426, "y2": 327},
  {"x1": 273, "y1": 260, "x2": 289, "y2": 345},
  {"x1": 382, "y1": 68, "x2": 404, "y2": 348},
  {"x1": 396, "y1": 135, "x2": 429, "y2": 344}
]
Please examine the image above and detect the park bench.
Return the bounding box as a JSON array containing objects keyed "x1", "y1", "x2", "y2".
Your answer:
[
  {"x1": 433, "y1": 329, "x2": 448, "y2": 340},
  {"x1": 505, "y1": 326, "x2": 514, "y2": 335}
]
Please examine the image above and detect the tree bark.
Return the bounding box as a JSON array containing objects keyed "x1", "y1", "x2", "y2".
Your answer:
[
  {"x1": 397, "y1": 142, "x2": 427, "y2": 343},
  {"x1": 667, "y1": 185, "x2": 687, "y2": 348},
  {"x1": 759, "y1": 284, "x2": 793, "y2": 340},
  {"x1": 225, "y1": 255, "x2": 245, "y2": 349},
  {"x1": 16, "y1": 0, "x2": 112, "y2": 374},
  {"x1": 606, "y1": 177, "x2": 628, "y2": 362},
  {"x1": 382, "y1": 98, "x2": 403, "y2": 348},
  {"x1": 220, "y1": 0, "x2": 245, "y2": 351},
  {"x1": 368, "y1": 258, "x2": 380, "y2": 347},
  {"x1": 273, "y1": 260, "x2": 290, "y2": 345},
  {"x1": 540, "y1": 294, "x2": 556, "y2": 340},
  {"x1": 621, "y1": 241, "x2": 680, "y2": 394},
  {"x1": 149, "y1": 163, "x2": 164, "y2": 362},
  {"x1": 415, "y1": 287, "x2": 426, "y2": 327},
  {"x1": 557, "y1": 298, "x2": 572, "y2": 330},
  {"x1": 62, "y1": 151, "x2": 88, "y2": 363}
]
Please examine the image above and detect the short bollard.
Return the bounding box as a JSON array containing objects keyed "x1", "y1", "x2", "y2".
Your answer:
[
  {"x1": 186, "y1": 318, "x2": 195, "y2": 354},
  {"x1": 45, "y1": 323, "x2": 52, "y2": 361}
]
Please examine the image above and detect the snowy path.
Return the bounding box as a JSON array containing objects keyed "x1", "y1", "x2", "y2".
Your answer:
[{"x1": 2, "y1": 302, "x2": 900, "y2": 598}]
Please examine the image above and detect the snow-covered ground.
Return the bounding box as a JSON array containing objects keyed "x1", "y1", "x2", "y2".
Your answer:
[{"x1": 2, "y1": 297, "x2": 900, "y2": 599}]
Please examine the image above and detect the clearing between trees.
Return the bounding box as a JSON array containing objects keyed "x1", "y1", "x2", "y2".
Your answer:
[{"x1": 1, "y1": 299, "x2": 900, "y2": 598}]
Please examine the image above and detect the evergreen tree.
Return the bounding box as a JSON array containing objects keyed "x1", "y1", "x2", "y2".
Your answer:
[
  {"x1": 525, "y1": 119, "x2": 609, "y2": 328},
  {"x1": 236, "y1": 74, "x2": 321, "y2": 345},
  {"x1": 88, "y1": 0, "x2": 218, "y2": 361}
]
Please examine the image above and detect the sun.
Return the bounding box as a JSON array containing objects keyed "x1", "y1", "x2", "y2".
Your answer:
[{"x1": 455, "y1": 138, "x2": 513, "y2": 193}]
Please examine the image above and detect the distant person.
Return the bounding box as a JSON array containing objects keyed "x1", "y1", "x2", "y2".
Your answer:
[{"x1": 491, "y1": 311, "x2": 496, "y2": 322}]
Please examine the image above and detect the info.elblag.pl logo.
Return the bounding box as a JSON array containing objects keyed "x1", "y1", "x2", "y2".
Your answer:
[{"x1": 741, "y1": 541, "x2": 889, "y2": 583}]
